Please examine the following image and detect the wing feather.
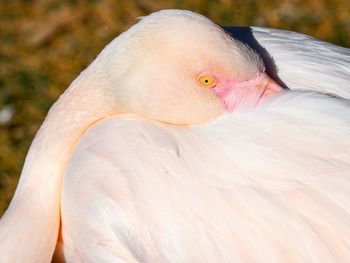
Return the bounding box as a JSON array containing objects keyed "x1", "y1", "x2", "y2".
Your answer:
[
  {"x1": 61, "y1": 92, "x2": 350, "y2": 262},
  {"x1": 225, "y1": 26, "x2": 350, "y2": 98}
]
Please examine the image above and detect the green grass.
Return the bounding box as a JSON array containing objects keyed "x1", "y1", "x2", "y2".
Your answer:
[{"x1": 0, "y1": 0, "x2": 349, "y2": 215}]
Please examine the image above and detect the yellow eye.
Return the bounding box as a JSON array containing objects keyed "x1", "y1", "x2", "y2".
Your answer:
[{"x1": 198, "y1": 76, "x2": 216, "y2": 88}]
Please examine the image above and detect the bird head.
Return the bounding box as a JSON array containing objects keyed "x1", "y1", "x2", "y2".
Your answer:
[{"x1": 92, "y1": 10, "x2": 283, "y2": 125}]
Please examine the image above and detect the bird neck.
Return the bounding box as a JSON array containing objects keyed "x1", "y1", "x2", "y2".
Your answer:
[{"x1": 0, "y1": 65, "x2": 115, "y2": 262}]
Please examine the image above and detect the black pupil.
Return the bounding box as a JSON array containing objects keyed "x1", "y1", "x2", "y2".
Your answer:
[{"x1": 205, "y1": 79, "x2": 208, "y2": 83}]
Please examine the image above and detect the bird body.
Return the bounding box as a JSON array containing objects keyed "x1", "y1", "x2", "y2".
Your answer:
[
  {"x1": 61, "y1": 91, "x2": 350, "y2": 262},
  {"x1": 0, "y1": 9, "x2": 349, "y2": 263}
]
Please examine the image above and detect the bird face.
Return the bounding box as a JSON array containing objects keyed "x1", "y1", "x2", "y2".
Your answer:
[{"x1": 100, "y1": 10, "x2": 282, "y2": 125}]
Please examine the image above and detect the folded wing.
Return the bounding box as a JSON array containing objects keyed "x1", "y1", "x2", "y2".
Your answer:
[
  {"x1": 225, "y1": 26, "x2": 350, "y2": 98},
  {"x1": 61, "y1": 91, "x2": 350, "y2": 262}
]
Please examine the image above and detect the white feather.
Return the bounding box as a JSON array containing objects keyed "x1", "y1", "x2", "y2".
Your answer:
[
  {"x1": 226, "y1": 26, "x2": 350, "y2": 98},
  {"x1": 61, "y1": 91, "x2": 350, "y2": 262}
]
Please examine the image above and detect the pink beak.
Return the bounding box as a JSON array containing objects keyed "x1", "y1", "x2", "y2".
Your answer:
[{"x1": 213, "y1": 72, "x2": 284, "y2": 111}]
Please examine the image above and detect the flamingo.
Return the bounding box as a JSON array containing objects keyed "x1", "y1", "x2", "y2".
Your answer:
[{"x1": 0, "y1": 9, "x2": 350, "y2": 262}]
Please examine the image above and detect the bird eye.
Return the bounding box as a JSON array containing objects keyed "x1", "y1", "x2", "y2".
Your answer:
[{"x1": 198, "y1": 76, "x2": 216, "y2": 88}]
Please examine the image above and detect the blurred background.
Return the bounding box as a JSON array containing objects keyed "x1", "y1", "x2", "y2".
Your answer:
[{"x1": 0, "y1": 0, "x2": 349, "y2": 215}]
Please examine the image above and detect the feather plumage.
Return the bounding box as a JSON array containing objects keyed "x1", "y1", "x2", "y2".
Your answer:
[
  {"x1": 61, "y1": 91, "x2": 350, "y2": 262},
  {"x1": 225, "y1": 26, "x2": 350, "y2": 98}
]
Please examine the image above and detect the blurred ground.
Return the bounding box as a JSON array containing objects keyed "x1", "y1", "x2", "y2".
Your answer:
[{"x1": 0, "y1": 0, "x2": 349, "y2": 215}]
